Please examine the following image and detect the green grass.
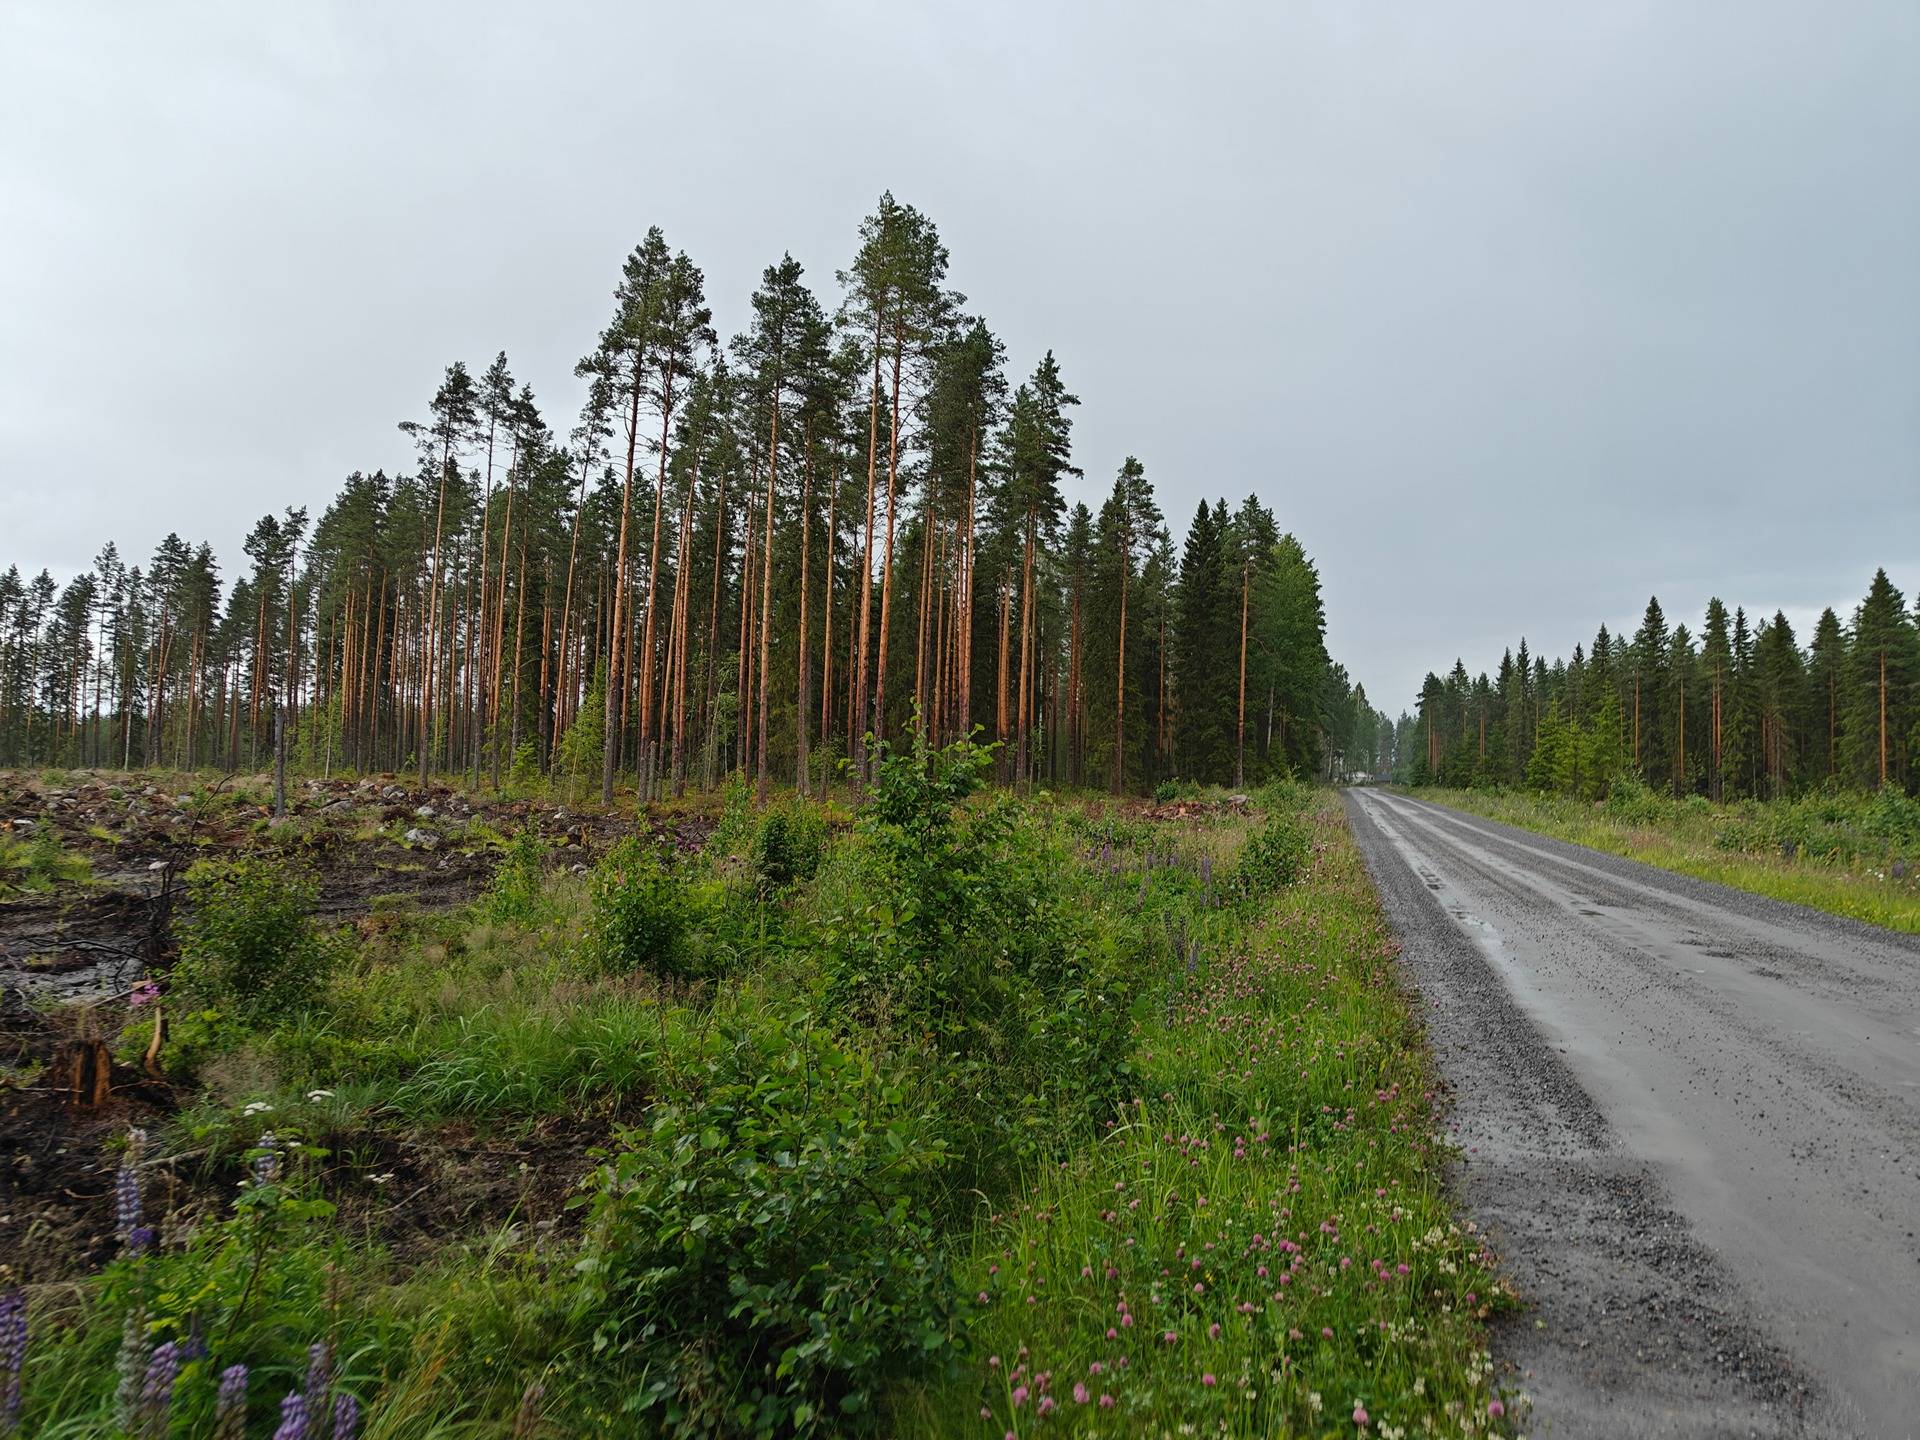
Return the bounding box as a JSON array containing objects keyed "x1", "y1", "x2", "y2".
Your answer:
[
  {"x1": 902, "y1": 798, "x2": 1508, "y2": 1437},
  {"x1": 1410, "y1": 786, "x2": 1920, "y2": 933},
  {"x1": 16, "y1": 774, "x2": 1518, "y2": 1438}
]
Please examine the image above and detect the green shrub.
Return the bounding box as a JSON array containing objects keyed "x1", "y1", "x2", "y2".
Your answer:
[
  {"x1": 1604, "y1": 774, "x2": 1667, "y2": 826},
  {"x1": 1258, "y1": 771, "x2": 1310, "y2": 815},
  {"x1": 1864, "y1": 787, "x2": 1920, "y2": 849},
  {"x1": 1232, "y1": 810, "x2": 1311, "y2": 899},
  {"x1": 1153, "y1": 779, "x2": 1178, "y2": 803},
  {"x1": 173, "y1": 860, "x2": 336, "y2": 1020},
  {"x1": 583, "y1": 838, "x2": 713, "y2": 979},
  {"x1": 824, "y1": 734, "x2": 1134, "y2": 1189},
  {"x1": 571, "y1": 1013, "x2": 959, "y2": 1436},
  {"x1": 478, "y1": 826, "x2": 549, "y2": 925},
  {"x1": 750, "y1": 804, "x2": 828, "y2": 895}
]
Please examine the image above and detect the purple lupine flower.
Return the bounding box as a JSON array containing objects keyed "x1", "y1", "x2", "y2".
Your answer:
[
  {"x1": 139, "y1": 1341, "x2": 180, "y2": 1438},
  {"x1": 127, "y1": 1225, "x2": 156, "y2": 1256},
  {"x1": 273, "y1": 1391, "x2": 309, "y2": 1440},
  {"x1": 302, "y1": 1340, "x2": 333, "y2": 1424},
  {"x1": 253, "y1": 1132, "x2": 281, "y2": 1186},
  {"x1": 114, "y1": 1306, "x2": 150, "y2": 1432},
  {"x1": 214, "y1": 1364, "x2": 249, "y2": 1440},
  {"x1": 115, "y1": 1131, "x2": 146, "y2": 1243},
  {"x1": 331, "y1": 1391, "x2": 359, "y2": 1440},
  {"x1": 0, "y1": 1289, "x2": 26, "y2": 1437}
]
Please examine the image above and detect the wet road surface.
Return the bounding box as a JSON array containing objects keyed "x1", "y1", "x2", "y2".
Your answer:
[{"x1": 1345, "y1": 788, "x2": 1920, "y2": 1439}]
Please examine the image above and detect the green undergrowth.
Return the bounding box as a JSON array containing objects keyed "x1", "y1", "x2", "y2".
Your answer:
[
  {"x1": 18, "y1": 757, "x2": 1515, "y2": 1438},
  {"x1": 1412, "y1": 783, "x2": 1920, "y2": 933}
]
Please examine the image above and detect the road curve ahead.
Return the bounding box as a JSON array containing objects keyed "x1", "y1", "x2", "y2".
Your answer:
[{"x1": 1345, "y1": 788, "x2": 1920, "y2": 1439}]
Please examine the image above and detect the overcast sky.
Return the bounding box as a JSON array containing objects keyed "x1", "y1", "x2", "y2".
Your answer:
[{"x1": 4, "y1": 2, "x2": 1916, "y2": 713}]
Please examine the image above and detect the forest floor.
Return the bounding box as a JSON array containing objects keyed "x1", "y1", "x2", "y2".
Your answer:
[
  {"x1": 1402, "y1": 785, "x2": 1920, "y2": 934},
  {"x1": 0, "y1": 766, "x2": 1522, "y2": 1437}
]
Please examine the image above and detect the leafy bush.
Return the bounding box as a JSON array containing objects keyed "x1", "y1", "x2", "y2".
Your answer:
[
  {"x1": 583, "y1": 838, "x2": 713, "y2": 980},
  {"x1": 1604, "y1": 774, "x2": 1667, "y2": 826},
  {"x1": 1864, "y1": 787, "x2": 1920, "y2": 849},
  {"x1": 1231, "y1": 810, "x2": 1311, "y2": 899},
  {"x1": 750, "y1": 804, "x2": 828, "y2": 895},
  {"x1": 174, "y1": 860, "x2": 336, "y2": 1020},
  {"x1": 1153, "y1": 780, "x2": 1178, "y2": 803},
  {"x1": 824, "y1": 734, "x2": 1134, "y2": 1188},
  {"x1": 1258, "y1": 771, "x2": 1310, "y2": 815},
  {"x1": 571, "y1": 1013, "x2": 959, "y2": 1436},
  {"x1": 477, "y1": 826, "x2": 548, "y2": 925}
]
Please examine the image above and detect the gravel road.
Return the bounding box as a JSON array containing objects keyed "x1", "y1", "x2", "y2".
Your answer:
[{"x1": 1344, "y1": 788, "x2": 1920, "y2": 1439}]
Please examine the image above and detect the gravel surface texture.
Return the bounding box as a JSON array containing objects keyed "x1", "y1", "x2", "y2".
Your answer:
[{"x1": 1345, "y1": 788, "x2": 1919, "y2": 1439}]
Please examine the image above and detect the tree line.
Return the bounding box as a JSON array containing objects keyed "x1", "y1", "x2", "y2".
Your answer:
[
  {"x1": 1395, "y1": 570, "x2": 1920, "y2": 798},
  {"x1": 0, "y1": 195, "x2": 1369, "y2": 797}
]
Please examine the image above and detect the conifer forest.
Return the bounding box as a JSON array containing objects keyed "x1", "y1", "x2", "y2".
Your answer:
[
  {"x1": 0, "y1": 201, "x2": 1382, "y2": 798},
  {"x1": 1397, "y1": 575, "x2": 1920, "y2": 800}
]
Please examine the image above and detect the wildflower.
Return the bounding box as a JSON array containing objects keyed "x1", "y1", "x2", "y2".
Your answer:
[
  {"x1": 1202, "y1": 1373, "x2": 1217, "y2": 1387},
  {"x1": 1353, "y1": 1404, "x2": 1370, "y2": 1427},
  {"x1": 139, "y1": 1342, "x2": 180, "y2": 1437},
  {"x1": 1037, "y1": 1395, "x2": 1055, "y2": 1415},
  {"x1": 1208, "y1": 1323, "x2": 1221, "y2": 1339},
  {"x1": 273, "y1": 1392, "x2": 308, "y2": 1440},
  {"x1": 1011, "y1": 1385, "x2": 1028, "y2": 1407},
  {"x1": 1309, "y1": 1391, "x2": 1323, "y2": 1412},
  {"x1": 115, "y1": 1306, "x2": 151, "y2": 1433},
  {"x1": 115, "y1": 1131, "x2": 146, "y2": 1245},
  {"x1": 1100, "y1": 1393, "x2": 1115, "y2": 1408},
  {"x1": 214, "y1": 1365, "x2": 249, "y2": 1440},
  {"x1": 0, "y1": 1289, "x2": 26, "y2": 1437},
  {"x1": 129, "y1": 980, "x2": 160, "y2": 1008},
  {"x1": 306, "y1": 1090, "x2": 335, "y2": 1102},
  {"x1": 1487, "y1": 1399, "x2": 1505, "y2": 1419},
  {"x1": 253, "y1": 1133, "x2": 281, "y2": 1185},
  {"x1": 304, "y1": 1340, "x2": 334, "y2": 1422},
  {"x1": 1073, "y1": 1381, "x2": 1090, "y2": 1405},
  {"x1": 332, "y1": 1392, "x2": 359, "y2": 1440},
  {"x1": 243, "y1": 1101, "x2": 275, "y2": 1116}
]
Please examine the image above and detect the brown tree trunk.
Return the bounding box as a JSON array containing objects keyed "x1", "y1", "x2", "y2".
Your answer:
[
  {"x1": 794, "y1": 424, "x2": 814, "y2": 795},
  {"x1": 1236, "y1": 560, "x2": 1249, "y2": 789},
  {"x1": 852, "y1": 325, "x2": 883, "y2": 780},
  {"x1": 638, "y1": 359, "x2": 679, "y2": 802},
  {"x1": 603, "y1": 369, "x2": 645, "y2": 804},
  {"x1": 755, "y1": 388, "x2": 780, "y2": 804}
]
